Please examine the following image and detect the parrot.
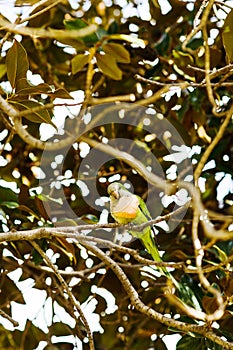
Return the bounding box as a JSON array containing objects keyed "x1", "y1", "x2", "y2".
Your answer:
[
  {"x1": 107, "y1": 182, "x2": 203, "y2": 311},
  {"x1": 107, "y1": 182, "x2": 171, "y2": 279}
]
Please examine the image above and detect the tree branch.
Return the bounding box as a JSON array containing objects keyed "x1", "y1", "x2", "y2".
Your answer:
[
  {"x1": 81, "y1": 239, "x2": 233, "y2": 349},
  {"x1": 30, "y1": 241, "x2": 95, "y2": 350}
]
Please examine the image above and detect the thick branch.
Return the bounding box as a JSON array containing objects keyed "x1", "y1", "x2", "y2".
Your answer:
[{"x1": 81, "y1": 240, "x2": 233, "y2": 349}]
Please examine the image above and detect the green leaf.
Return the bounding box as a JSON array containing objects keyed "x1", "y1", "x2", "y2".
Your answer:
[
  {"x1": 0, "y1": 201, "x2": 19, "y2": 209},
  {"x1": 103, "y1": 43, "x2": 130, "y2": 63},
  {"x1": 9, "y1": 100, "x2": 56, "y2": 128},
  {"x1": 71, "y1": 53, "x2": 89, "y2": 74},
  {"x1": 96, "y1": 53, "x2": 122, "y2": 80},
  {"x1": 222, "y1": 9, "x2": 233, "y2": 63},
  {"x1": 177, "y1": 335, "x2": 206, "y2": 350},
  {"x1": 6, "y1": 40, "x2": 29, "y2": 89},
  {"x1": 80, "y1": 214, "x2": 99, "y2": 223},
  {"x1": 0, "y1": 186, "x2": 18, "y2": 203},
  {"x1": 49, "y1": 322, "x2": 73, "y2": 337},
  {"x1": 213, "y1": 244, "x2": 227, "y2": 262},
  {"x1": 64, "y1": 18, "x2": 98, "y2": 44},
  {"x1": 32, "y1": 239, "x2": 48, "y2": 265}
]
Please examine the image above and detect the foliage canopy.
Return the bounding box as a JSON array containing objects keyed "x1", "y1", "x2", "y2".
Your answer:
[{"x1": 0, "y1": 0, "x2": 233, "y2": 349}]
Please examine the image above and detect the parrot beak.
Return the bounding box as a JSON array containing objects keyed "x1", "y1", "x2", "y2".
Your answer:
[{"x1": 111, "y1": 190, "x2": 119, "y2": 199}]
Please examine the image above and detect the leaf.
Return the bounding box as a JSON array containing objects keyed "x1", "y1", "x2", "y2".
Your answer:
[
  {"x1": 71, "y1": 53, "x2": 89, "y2": 74},
  {"x1": 1, "y1": 276, "x2": 25, "y2": 304},
  {"x1": 108, "y1": 34, "x2": 146, "y2": 48},
  {"x1": 96, "y1": 53, "x2": 122, "y2": 80},
  {"x1": 51, "y1": 88, "x2": 73, "y2": 99},
  {"x1": 222, "y1": 9, "x2": 233, "y2": 63},
  {"x1": 9, "y1": 100, "x2": 56, "y2": 128},
  {"x1": 150, "y1": 0, "x2": 160, "y2": 8},
  {"x1": 80, "y1": 214, "x2": 98, "y2": 223},
  {"x1": 177, "y1": 335, "x2": 206, "y2": 350},
  {"x1": 0, "y1": 201, "x2": 19, "y2": 209},
  {"x1": 17, "y1": 204, "x2": 41, "y2": 220},
  {"x1": 16, "y1": 79, "x2": 73, "y2": 99},
  {"x1": 0, "y1": 186, "x2": 18, "y2": 203},
  {"x1": 55, "y1": 237, "x2": 77, "y2": 265},
  {"x1": 16, "y1": 78, "x2": 52, "y2": 95},
  {"x1": 197, "y1": 125, "x2": 211, "y2": 143},
  {"x1": 0, "y1": 64, "x2": 7, "y2": 80},
  {"x1": 32, "y1": 239, "x2": 48, "y2": 265},
  {"x1": 202, "y1": 295, "x2": 219, "y2": 314},
  {"x1": 6, "y1": 40, "x2": 29, "y2": 89},
  {"x1": 49, "y1": 322, "x2": 73, "y2": 337},
  {"x1": 103, "y1": 43, "x2": 130, "y2": 63},
  {"x1": 213, "y1": 244, "x2": 227, "y2": 262},
  {"x1": 64, "y1": 18, "x2": 98, "y2": 44}
]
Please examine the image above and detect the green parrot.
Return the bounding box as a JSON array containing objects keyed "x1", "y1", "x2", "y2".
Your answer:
[
  {"x1": 107, "y1": 182, "x2": 171, "y2": 278},
  {"x1": 107, "y1": 182, "x2": 203, "y2": 312}
]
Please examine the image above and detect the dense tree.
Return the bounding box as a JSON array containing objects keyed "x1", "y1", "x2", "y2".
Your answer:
[{"x1": 0, "y1": 0, "x2": 233, "y2": 349}]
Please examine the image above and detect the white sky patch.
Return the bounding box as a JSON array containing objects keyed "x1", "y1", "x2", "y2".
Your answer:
[
  {"x1": 77, "y1": 179, "x2": 90, "y2": 196},
  {"x1": 108, "y1": 173, "x2": 121, "y2": 182},
  {"x1": 174, "y1": 188, "x2": 190, "y2": 205},
  {"x1": 99, "y1": 208, "x2": 109, "y2": 224},
  {"x1": 163, "y1": 334, "x2": 182, "y2": 350},
  {"x1": 158, "y1": 0, "x2": 172, "y2": 14},
  {"x1": 79, "y1": 141, "x2": 90, "y2": 158},
  {"x1": 40, "y1": 90, "x2": 84, "y2": 141},
  {"x1": 187, "y1": 145, "x2": 201, "y2": 158},
  {"x1": 198, "y1": 177, "x2": 206, "y2": 193},
  {"x1": 216, "y1": 173, "x2": 233, "y2": 202},
  {"x1": 81, "y1": 297, "x2": 104, "y2": 333},
  {"x1": 6, "y1": 268, "x2": 53, "y2": 332},
  {"x1": 0, "y1": 179, "x2": 19, "y2": 192},
  {"x1": 27, "y1": 71, "x2": 44, "y2": 85},
  {"x1": 0, "y1": 155, "x2": 7, "y2": 166},
  {"x1": 202, "y1": 159, "x2": 216, "y2": 171},
  {"x1": 164, "y1": 145, "x2": 191, "y2": 163},
  {"x1": 91, "y1": 286, "x2": 118, "y2": 314}
]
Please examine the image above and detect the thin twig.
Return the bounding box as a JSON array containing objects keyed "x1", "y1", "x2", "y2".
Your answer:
[
  {"x1": 0, "y1": 309, "x2": 19, "y2": 327},
  {"x1": 30, "y1": 241, "x2": 95, "y2": 350},
  {"x1": 20, "y1": 0, "x2": 63, "y2": 24},
  {"x1": 194, "y1": 103, "x2": 233, "y2": 183}
]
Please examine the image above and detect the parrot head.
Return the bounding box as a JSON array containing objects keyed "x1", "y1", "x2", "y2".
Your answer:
[{"x1": 107, "y1": 182, "x2": 131, "y2": 200}]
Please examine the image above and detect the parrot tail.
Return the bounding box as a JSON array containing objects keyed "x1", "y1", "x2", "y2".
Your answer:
[{"x1": 139, "y1": 230, "x2": 171, "y2": 278}]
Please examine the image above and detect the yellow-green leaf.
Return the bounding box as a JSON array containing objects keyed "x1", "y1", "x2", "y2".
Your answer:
[
  {"x1": 10, "y1": 100, "x2": 56, "y2": 128},
  {"x1": 108, "y1": 34, "x2": 146, "y2": 48},
  {"x1": 0, "y1": 64, "x2": 7, "y2": 80},
  {"x1": 96, "y1": 53, "x2": 122, "y2": 80},
  {"x1": 16, "y1": 78, "x2": 51, "y2": 95},
  {"x1": 51, "y1": 88, "x2": 73, "y2": 99},
  {"x1": 71, "y1": 53, "x2": 89, "y2": 74},
  {"x1": 103, "y1": 43, "x2": 130, "y2": 63},
  {"x1": 6, "y1": 40, "x2": 29, "y2": 89},
  {"x1": 222, "y1": 9, "x2": 233, "y2": 63}
]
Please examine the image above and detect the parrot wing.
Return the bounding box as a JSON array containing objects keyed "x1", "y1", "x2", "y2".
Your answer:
[{"x1": 137, "y1": 195, "x2": 152, "y2": 220}]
